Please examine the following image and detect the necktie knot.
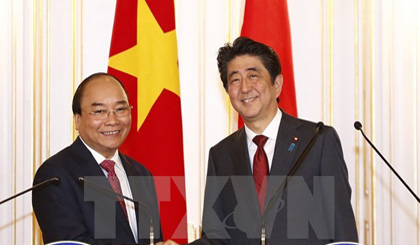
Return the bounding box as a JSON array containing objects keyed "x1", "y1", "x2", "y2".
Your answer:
[
  {"x1": 253, "y1": 135, "x2": 268, "y2": 148},
  {"x1": 101, "y1": 160, "x2": 116, "y2": 173}
]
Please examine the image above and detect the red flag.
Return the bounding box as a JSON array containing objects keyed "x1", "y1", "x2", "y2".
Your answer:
[
  {"x1": 108, "y1": 0, "x2": 187, "y2": 243},
  {"x1": 240, "y1": 0, "x2": 298, "y2": 126}
]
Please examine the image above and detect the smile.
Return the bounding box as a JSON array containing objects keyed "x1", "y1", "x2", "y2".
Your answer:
[
  {"x1": 102, "y1": 130, "x2": 120, "y2": 135},
  {"x1": 242, "y1": 96, "x2": 257, "y2": 103}
]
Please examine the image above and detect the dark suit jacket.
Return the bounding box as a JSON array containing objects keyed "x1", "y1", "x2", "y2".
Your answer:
[
  {"x1": 192, "y1": 112, "x2": 358, "y2": 244},
  {"x1": 32, "y1": 137, "x2": 162, "y2": 244}
]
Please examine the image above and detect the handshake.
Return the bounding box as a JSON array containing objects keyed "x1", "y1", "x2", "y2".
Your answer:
[{"x1": 157, "y1": 240, "x2": 179, "y2": 245}]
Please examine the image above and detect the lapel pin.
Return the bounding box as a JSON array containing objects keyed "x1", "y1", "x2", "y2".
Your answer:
[
  {"x1": 293, "y1": 136, "x2": 299, "y2": 143},
  {"x1": 288, "y1": 143, "x2": 295, "y2": 152}
]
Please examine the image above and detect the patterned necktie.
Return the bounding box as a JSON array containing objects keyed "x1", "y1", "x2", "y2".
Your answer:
[
  {"x1": 253, "y1": 135, "x2": 269, "y2": 213},
  {"x1": 100, "y1": 160, "x2": 128, "y2": 218}
]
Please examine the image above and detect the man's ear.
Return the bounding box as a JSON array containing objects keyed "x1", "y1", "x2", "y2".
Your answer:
[
  {"x1": 74, "y1": 114, "x2": 80, "y2": 131},
  {"x1": 274, "y1": 74, "x2": 283, "y2": 97}
]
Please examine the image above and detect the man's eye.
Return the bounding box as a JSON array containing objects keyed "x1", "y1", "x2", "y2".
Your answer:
[
  {"x1": 114, "y1": 108, "x2": 126, "y2": 114},
  {"x1": 93, "y1": 110, "x2": 106, "y2": 114}
]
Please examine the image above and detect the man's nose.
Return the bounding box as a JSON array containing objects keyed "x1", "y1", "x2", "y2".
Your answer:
[
  {"x1": 104, "y1": 111, "x2": 119, "y2": 125},
  {"x1": 240, "y1": 79, "x2": 253, "y2": 93}
]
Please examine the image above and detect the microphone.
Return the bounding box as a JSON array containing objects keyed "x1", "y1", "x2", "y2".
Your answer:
[
  {"x1": 260, "y1": 122, "x2": 325, "y2": 245},
  {"x1": 354, "y1": 121, "x2": 362, "y2": 130},
  {"x1": 78, "y1": 177, "x2": 155, "y2": 244},
  {"x1": 0, "y1": 177, "x2": 60, "y2": 205},
  {"x1": 354, "y1": 121, "x2": 420, "y2": 203}
]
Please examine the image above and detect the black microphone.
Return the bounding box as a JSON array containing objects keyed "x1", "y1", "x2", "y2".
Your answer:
[
  {"x1": 78, "y1": 177, "x2": 155, "y2": 244},
  {"x1": 0, "y1": 177, "x2": 60, "y2": 205},
  {"x1": 354, "y1": 121, "x2": 362, "y2": 130},
  {"x1": 354, "y1": 121, "x2": 420, "y2": 203},
  {"x1": 260, "y1": 122, "x2": 325, "y2": 245}
]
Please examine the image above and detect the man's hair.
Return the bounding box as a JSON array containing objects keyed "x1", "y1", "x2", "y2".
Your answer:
[
  {"x1": 72, "y1": 72, "x2": 128, "y2": 115},
  {"x1": 217, "y1": 36, "x2": 281, "y2": 90}
]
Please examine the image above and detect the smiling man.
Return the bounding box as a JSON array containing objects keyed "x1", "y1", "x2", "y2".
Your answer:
[
  {"x1": 33, "y1": 73, "x2": 163, "y2": 244},
  {"x1": 190, "y1": 37, "x2": 358, "y2": 244}
]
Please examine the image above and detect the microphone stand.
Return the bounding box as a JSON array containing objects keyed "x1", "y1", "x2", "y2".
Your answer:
[
  {"x1": 78, "y1": 177, "x2": 155, "y2": 245},
  {"x1": 354, "y1": 121, "x2": 420, "y2": 203},
  {"x1": 0, "y1": 177, "x2": 60, "y2": 205},
  {"x1": 260, "y1": 122, "x2": 325, "y2": 245}
]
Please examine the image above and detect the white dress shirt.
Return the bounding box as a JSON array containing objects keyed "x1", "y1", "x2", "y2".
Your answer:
[
  {"x1": 80, "y1": 137, "x2": 138, "y2": 242},
  {"x1": 244, "y1": 109, "x2": 282, "y2": 173}
]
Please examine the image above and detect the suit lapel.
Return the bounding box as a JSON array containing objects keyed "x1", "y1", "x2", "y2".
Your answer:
[
  {"x1": 266, "y1": 113, "x2": 304, "y2": 204},
  {"x1": 231, "y1": 128, "x2": 253, "y2": 176},
  {"x1": 71, "y1": 137, "x2": 105, "y2": 177},
  {"x1": 71, "y1": 137, "x2": 134, "y2": 241},
  {"x1": 269, "y1": 113, "x2": 303, "y2": 176}
]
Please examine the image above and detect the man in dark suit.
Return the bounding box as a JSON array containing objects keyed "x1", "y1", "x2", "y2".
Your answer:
[
  {"x1": 33, "y1": 73, "x2": 163, "y2": 244},
  {"x1": 190, "y1": 37, "x2": 359, "y2": 244}
]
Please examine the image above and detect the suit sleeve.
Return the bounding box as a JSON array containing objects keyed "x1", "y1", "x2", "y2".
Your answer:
[
  {"x1": 320, "y1": 127, "x2": 358, "y2": 242},
  {"x1": 32, "y1": 160, "x2": 127, "y2": 244},
  {"x1": 32, "y1": 161, "x2": 98, "y2": 244}
]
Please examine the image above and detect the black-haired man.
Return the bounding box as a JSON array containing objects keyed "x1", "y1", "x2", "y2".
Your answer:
[
  {"x1": 33, "y1": 73, "x2": 163, "y2": 244},
  {"x1": 193, "y1": 37, "x2": 358, "y2": 244}
]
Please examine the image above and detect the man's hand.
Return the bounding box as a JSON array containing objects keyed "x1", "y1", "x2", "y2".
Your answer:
[{"x1": 156, "y1": 239, "x2": 179, "y2": 245}]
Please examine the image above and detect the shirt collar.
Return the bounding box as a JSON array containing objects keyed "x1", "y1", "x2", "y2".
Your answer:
[
  {"x1": 79, "y1": 136, "x2": 124, "y2": 171},
  {"x1": 245, "y1": 108, "x2": 282, "y2": 144}
]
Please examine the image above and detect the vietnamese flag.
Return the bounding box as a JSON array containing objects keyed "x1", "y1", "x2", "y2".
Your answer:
[
  {"x1": 240, "y1": 0, "x2": 298, "y2": 126},
  {"x1": 107, "y1": 0, "x2": 187, "y2": 243}
]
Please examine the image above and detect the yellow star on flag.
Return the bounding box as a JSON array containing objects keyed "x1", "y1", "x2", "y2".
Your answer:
[{"x1": 109, "y1": 0, "x2": 180, "y2": 130}]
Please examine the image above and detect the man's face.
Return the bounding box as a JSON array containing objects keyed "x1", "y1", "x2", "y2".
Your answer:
[
  {"x1": 227, "y1": 55, "x2": 282, "y2": 128},
  {"x1": 74, "y1": 76, "x2": 131, "y2": 158}
]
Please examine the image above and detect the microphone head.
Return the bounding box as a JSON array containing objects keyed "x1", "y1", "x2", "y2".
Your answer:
[
  {"x1": 354, "y1": 121, "x2": 362, "y2": 130},
  {"x1": 52, "y1": 177, "x2": 60, "y2": 184},
  {"x1": 316, "y1": 121, "x2": 324, "y2": 134}
]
